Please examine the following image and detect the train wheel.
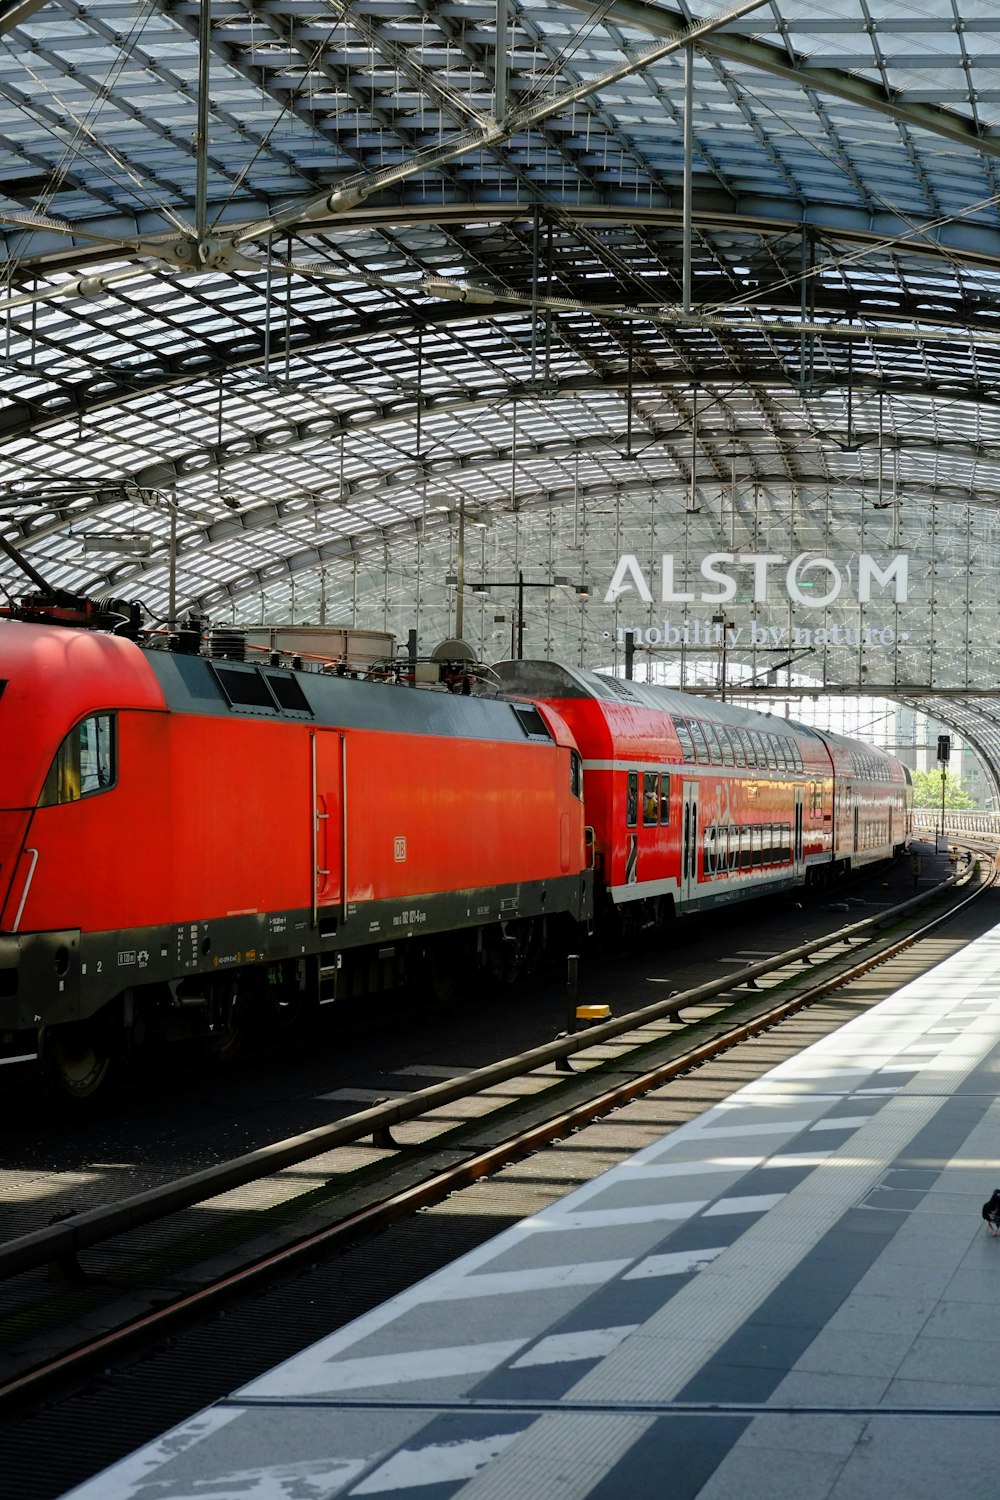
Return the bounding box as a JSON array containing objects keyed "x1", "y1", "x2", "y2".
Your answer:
[
  {"x1": 211, "y1": 985, "x2": 245, "y2": 1062},
  {"x1": 49, "y1": 1024, "x2": 114, "y2": 1100},
  {"x1": 487, "y1": 919, "x2": 542, "y2": 987},
  {"x1": 267, "y1": 971, "x2": 305, "y2": 1032},
  {"x1": 426, "y1": 942, "x2": 459, "y2": 1004}
]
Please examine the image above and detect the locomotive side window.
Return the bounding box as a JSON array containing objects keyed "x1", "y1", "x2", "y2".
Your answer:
[
  {"x1": 39, "y1": 713, "x2": 116, "y2": 806},
  {"x1": 570, "y1": 750, "x2": 583, "y2": 799},
  {"x1": 626, "y1": 771, "x2": 638, "y2": 827},
  {"x1": 643, "y1": 771, "x2": 659, "y2": 825}
]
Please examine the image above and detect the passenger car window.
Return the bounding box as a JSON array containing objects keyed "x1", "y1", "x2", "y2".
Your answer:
[
  {"x1": 643, "y1": 771, "x2": 659, "y2": 825},
  {"x1": 658, "y1": 772, "x2": 671, "y2": 821},
  {"x1": 626, "y1": 770, "x2": 638, "y2": 827},
  {"x1": 39, "y1": 713, "x2": 116, "y2": 806},
  {"x1": 689, "y1": 721, "x2": 710, "y2": 765},
  {"x1": 701, "y1": 723, "x2": 723, "y2": 766},
  {"x1": 674, "y1": 720, "x2": 695, "y2": 763}
]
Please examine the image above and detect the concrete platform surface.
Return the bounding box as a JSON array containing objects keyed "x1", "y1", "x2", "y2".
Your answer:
[{"x1": 64, "y1": 917, "x2": 1000, "y2": 1500}]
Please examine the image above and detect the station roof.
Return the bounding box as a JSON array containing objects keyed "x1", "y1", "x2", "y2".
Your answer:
[{"x1": 2, "y1": 0, "x2": 1000, "y2": 786}]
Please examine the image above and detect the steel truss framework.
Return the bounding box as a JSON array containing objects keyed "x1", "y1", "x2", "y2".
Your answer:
[{"x1": 3, "y1": 0, "x2": 1000, "y2": 789}]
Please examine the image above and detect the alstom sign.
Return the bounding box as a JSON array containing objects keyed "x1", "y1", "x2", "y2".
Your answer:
[{"x1": 604, "y1": 553, "x2": 909, "y2": 610}]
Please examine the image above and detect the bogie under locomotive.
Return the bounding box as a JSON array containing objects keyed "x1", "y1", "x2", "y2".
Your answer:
[{"x1": 0, "y1": 621, "x2": 911, "y2": 1096}]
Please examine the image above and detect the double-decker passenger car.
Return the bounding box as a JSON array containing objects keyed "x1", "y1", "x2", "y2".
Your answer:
[{"x1": 498, "y1": 662, "x2": 912, "y2": 931}]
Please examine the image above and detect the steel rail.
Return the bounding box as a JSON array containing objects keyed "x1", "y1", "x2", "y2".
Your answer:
[
  {"x1": 0, "y1": 862, "x2": 973, "y2": 1284},
  {"x1": 0, "y1": 855, "x2": 990, "y2": 1411}
]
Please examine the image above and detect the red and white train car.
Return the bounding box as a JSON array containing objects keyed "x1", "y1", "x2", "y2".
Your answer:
[{"x1": 499, "y1": 662, "x2": 912, "y2": 926}]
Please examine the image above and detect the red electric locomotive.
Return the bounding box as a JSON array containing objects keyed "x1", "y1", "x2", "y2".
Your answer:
[
  {"x1": 0, "y1": 621, "x2": 590, "y2": 1094},
  {"x1": 498, "y1": 661, "x2": 912, "y2": 931}
]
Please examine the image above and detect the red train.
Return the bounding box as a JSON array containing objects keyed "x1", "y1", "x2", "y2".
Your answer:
[
  {"x1": 498, "y1": 661, "x2": 912, "y2": 929},
  {"x1": 0, "y1": 620, "x2": 911, "y2": 1096}
]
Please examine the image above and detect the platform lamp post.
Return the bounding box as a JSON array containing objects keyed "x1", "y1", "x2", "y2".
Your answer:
[{"x1": 444, "y1": 570, "x2": 589, "y2": 657}]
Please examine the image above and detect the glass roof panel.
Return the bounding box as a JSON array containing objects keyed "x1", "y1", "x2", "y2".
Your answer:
[{"x1": 0, "y1": 0, "x2": 1000, "y2": 766}]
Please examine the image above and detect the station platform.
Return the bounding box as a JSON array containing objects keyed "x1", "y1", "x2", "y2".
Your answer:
[{"x1": 67, "y1": 912, "x2": 1000, "y2": 1500}]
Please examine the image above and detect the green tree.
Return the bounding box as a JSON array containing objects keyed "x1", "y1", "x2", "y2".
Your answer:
[{"x1": 909, "y1": 768, "x2": 977, "y2": 810}]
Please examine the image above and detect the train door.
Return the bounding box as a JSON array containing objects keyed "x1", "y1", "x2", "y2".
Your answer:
[
  {"x1": 311, "y1": 728, "x2": 346, "y2": 925},
  {"x1": 681, "y1": 780, "x2": 699, "y2": 902},
  {"x1": 793, "y1": 787, "x2": 805, "y2": 875}
]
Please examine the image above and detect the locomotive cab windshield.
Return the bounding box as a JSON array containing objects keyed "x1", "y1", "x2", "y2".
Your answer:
[{"x1": 38, "y1": 713, "x2": 117, "y2": 807}]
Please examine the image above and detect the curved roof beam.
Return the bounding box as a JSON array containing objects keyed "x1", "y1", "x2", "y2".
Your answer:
[
  {"x1": 9, "y1": 398, "x2": 1000, "y2": 529},
  {"x1": 9, "y1": 410, "x2": 1000, "y2": 520},
  {"x1": 0, "y1": 0, "x2": 49, "y2": 36},
  {"x1": 9, "y1": 265, "x2": 1000, "y2": 447},
  {"x1": 11, "y1": 197, "x2": 1000, "y2": 286},
  {"x1": 9, "y1": 314, "x2": 1000, "y2": 450}
]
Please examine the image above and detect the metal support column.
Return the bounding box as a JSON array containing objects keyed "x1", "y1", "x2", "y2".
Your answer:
[
  {"x1": 456, "y1": 499, "x2": 466, "y2": 638},
  {"x1": 494, "y1": 0, "x2": 509, "y2": 120},
  {"x1": 167, "y1": 490, "x2": 177, "y2": 623},
  {"x1": 195, "y1": 0, "x2": 212, "y2": 250},
  {"x1": 682, "y1": 45, "x2": 694, "y2": 316}
]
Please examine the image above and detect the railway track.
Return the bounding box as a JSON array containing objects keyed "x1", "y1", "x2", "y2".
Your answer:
[{"x1": 0, "y1": 845, "x2": 991, "y2": 1433}]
